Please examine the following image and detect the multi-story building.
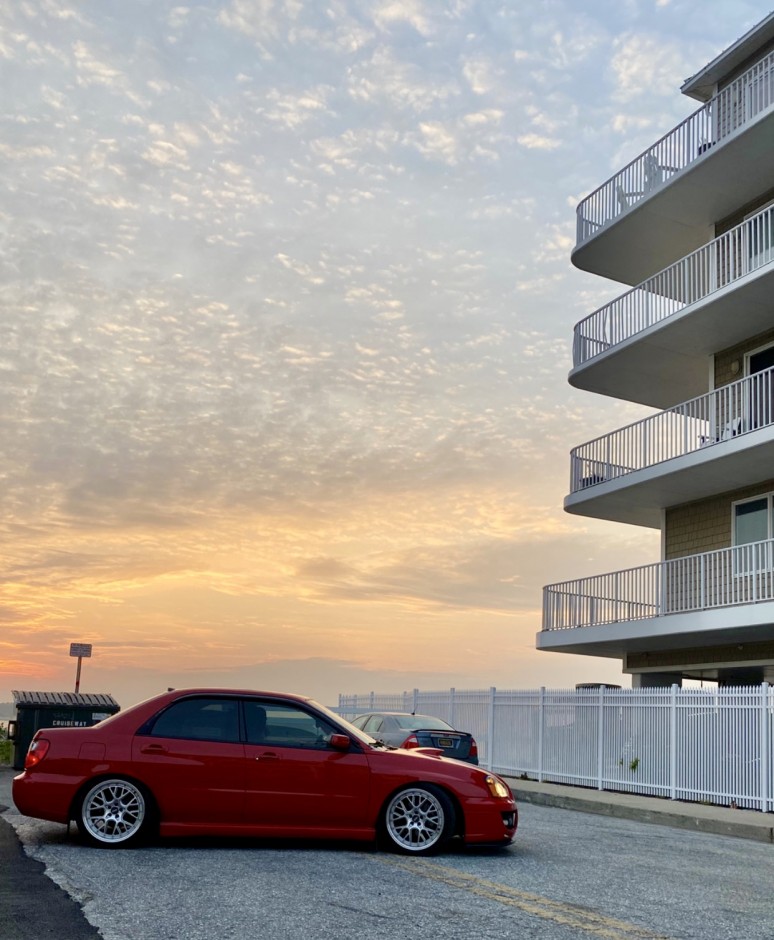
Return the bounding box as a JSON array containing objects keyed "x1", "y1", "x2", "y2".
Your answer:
[{"x1": 539, "y1": 13, "x2": 774, "y2": 688}]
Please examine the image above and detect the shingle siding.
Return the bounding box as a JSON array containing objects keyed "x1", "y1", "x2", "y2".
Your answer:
[
  {"x1": 714, "y1": 328, "x2": 774, "y2": 389},
  {"x1": 665, "y1": 479, "x2": 774, "y2": 559},
  {"x1": 714, "y1": 186, "x2": 774, "y2": 237}
]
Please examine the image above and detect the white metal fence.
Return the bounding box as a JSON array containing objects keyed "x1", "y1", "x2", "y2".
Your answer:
[
  {"x1": 542, "y1": 538, "x2": 774, "y2": 630},
  {"x1": 576, "y1": 50, "x2": 774, "y2": 245},
  {"x1": 573, "y1": 199, "x2": 774, "y2": 368},
  {"x1": 570, "y1": 366, "x2": 774, "y2": 493},
  {"x1": 337, "y1": 685, "x2": 774, "y2": 811}
]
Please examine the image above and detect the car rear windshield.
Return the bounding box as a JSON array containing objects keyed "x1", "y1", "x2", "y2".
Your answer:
[{"x1": 394, "y1": 715, "x2": 453, "y2": 731}]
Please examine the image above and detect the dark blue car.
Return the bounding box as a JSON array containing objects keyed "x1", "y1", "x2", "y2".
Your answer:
[{"x1": 350, "y1": 712, "x2": 479, "y2": 764}]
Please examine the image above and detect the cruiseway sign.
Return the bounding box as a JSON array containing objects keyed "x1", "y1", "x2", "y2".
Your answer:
[{"x1": 69, "y1": 643, "x2": 93, "y2": 692}]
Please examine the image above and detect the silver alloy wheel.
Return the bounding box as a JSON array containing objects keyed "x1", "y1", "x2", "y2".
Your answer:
[
  {"x1": 384, "y1": 787, "x2": 445, "y2": 852},
  {"x1": 80, "y1": 779, "x2": 146, "y2": 845}
]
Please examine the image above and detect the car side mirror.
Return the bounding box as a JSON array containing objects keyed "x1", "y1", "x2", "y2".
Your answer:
[{"x1": 329, "y1": 733, "x2": 351, "y2": 751}]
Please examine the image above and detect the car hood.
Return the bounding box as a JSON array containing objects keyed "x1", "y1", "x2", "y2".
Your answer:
[{"x1": 369, "y1": 743, "x2": 489, "y2": 778}]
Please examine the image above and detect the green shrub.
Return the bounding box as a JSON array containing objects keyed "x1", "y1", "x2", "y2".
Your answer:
[{"x1": 0, "y1": 739, "x2": 12, "y2": 765}]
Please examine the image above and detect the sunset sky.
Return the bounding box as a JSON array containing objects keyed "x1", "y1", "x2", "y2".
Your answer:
[{"x1": 0, "y1": 0, "x2": 768, "y2": 708}]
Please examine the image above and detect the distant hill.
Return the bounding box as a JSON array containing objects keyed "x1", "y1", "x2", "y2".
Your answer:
[{"x1": 0, "y1": 702, "x2": 15, "y2": 719}]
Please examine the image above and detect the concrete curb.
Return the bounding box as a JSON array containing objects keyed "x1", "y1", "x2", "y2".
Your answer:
[{"x1": 505, "y1": 777, "x2": 774, "y2": 844}]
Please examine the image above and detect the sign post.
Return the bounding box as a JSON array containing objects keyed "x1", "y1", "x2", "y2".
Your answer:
[{"x1": 69, "y1": 643, "x2": 93, "y2": 694}]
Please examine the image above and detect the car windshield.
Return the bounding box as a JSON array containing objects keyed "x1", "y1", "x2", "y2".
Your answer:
[
  {"x1": 308, "y1": 700, "x2": 382, "y2": 746},
  {"x1": 394, "y1": 715, "x2": 454, "y2": 731}
]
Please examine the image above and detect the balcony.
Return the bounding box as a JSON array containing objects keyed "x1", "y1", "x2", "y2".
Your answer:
[
  {"x1": 566, "y1": 367, "x2": 774, "y2": 527},
  {"x1": 539, "y1": 540, "x2": 774, "y2": 660},
  {"x1": 571, "y1": 201, "x2": 774, "y2": 407},
  {"x1": 573, "y1": 51, "x2": 774, "y2": 285}
]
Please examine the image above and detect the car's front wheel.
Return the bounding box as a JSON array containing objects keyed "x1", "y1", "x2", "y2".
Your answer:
[
  {"x1": 381, "y1": 784, "x2": 456, "y2": 855},
  {"x1": 76, "y1": 778, "x2": 152, "y2": 848}
]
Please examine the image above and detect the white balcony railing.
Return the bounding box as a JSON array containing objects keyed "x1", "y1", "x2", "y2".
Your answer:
[
  {"x1": 573, "y1": 200, "x2": 774, "y2": 368},
  {"x1": 570, "y1": 366, "x2": 774, "y2": 492},
  {"x1": 576, "y1": 51, "x2": 774, "y2": 245},
  {"x1": 543, "y1": 539, "x2": 774, "y2": 632}
]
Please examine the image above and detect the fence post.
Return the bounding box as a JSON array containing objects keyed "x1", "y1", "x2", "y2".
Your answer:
[
  {"x1": 449, "y1": 688, "x2": 456, "y2": 728},
  {"x1": 487, "y1": 687, "x2": 496, "y2": 771},
  {"x1": 761, "y1": 682, "x2": 770, "y2": 813},
  {"x1": 538, "y1": 687, "x2": 545, "y2": 782},
  {"x1": 369, "y1": 691, "x2": 375, "y2": 710},
  {"x1": 669, "y1": 684, "x2": 678, "y2": 801},
  {"x1": 412, "y1": 688, "x2": 419, "y2": 714},
  {"x1": 597, "y1": 686, "x2": 604, "y2": 791}
]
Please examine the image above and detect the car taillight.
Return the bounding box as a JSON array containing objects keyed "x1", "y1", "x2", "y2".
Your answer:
[
  {"x1": 25, "y1": 738, "x2": 50, "y2": 769},
  {"x1": 401, "y1": 734, "x2": 420, "y2": 749},
  {"x1": 470, "y1": 738, "x2": 478, "y2": 758}
]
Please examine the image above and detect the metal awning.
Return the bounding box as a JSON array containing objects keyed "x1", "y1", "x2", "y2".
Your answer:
[{"x1": 11, "y1": 690, "x2": 120, "y2": 709}]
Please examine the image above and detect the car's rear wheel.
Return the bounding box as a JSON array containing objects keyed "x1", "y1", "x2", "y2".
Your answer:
[
  {"x1": 76, "y1": 778, "x2": 152, "y2": 848},
  {"x1": 381, "y1": 784, "x2": 456, "y2": 855}
]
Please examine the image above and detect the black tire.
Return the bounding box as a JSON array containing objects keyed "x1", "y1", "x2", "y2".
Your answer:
[
  {"x1": 76, "y1": 778, "x2": 153, "y2": 848},
  {"x1": 380, "y1": 784, "x2": 456, "y2": 855}
]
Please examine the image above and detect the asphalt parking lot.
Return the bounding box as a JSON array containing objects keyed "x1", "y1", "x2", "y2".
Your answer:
[
  {"x1": 0, "y1": 808, "x2": 100, "y2": 940},
  {"x1": 4, "y1": 765, "x2": 774, "y2": 940}
]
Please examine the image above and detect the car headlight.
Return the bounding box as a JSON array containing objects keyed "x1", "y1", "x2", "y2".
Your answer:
[{"x1": 485, "y1": 774, "x2": 510, "y2": 799}]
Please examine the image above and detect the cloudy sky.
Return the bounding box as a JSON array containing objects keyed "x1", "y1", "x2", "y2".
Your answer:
[{"x1": 0, "y1": 0, "x2": 769, "y2": 708}]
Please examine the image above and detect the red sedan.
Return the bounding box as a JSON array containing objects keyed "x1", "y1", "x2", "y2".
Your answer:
[{"x1": 13, "y1": 688, "x2": 517, "y2": 855}]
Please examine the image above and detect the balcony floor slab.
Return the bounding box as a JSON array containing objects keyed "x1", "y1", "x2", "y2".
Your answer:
[
  {"x1": 570, "y1": 258, "x2": 774, "y2": 408},
  {"x1": 565, "y1": 425, "x2": 774, "y2": 528},
  {"x1": 572, "y1": 111, "x2": 774, "y2": 286},
  {"x1": 537, "y1": 601, "x2": 774, "y2": 659}
]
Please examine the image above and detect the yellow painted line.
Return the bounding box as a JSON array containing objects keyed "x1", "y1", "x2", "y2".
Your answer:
[{"x1": 379, "y1": 857, "x2": 671, "y2": 940}]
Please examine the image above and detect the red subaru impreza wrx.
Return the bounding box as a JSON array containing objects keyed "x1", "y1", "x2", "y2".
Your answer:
[{"x1": 13, "y1": 688, "x2": 518, "y2": 855}]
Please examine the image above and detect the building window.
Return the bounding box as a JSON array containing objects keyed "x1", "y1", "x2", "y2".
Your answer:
[{"x1": 734, "y1": 496, "x2": 770, "y2": 544}]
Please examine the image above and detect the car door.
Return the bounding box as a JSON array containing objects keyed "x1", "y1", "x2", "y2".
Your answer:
[
  {"x1": 243, "y1": 698, "x2": 370, "y2": 832},
  {"x1": 132, "y1": 695, "x2": 246, "y2": 826}
]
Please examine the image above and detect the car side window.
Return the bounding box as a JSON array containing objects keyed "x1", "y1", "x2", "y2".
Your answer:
[
  {"x1": 148, "y1": 697, "x2": 240, "y2": 743},
  {"x1": 244, "y1": 701, "x2": 268, "y2": 743},
  {"x1": 248, "y1": 703, "x2": 335, "y2": 749},
  {"x1": 363, "y1": 716, "x2": 384, "y2": 733}
]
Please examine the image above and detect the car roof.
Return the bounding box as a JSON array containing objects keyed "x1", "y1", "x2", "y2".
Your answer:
[
  {"x1": 127, "y1": 687, "x2": 316, "y2": 715},
  {"x1": 358, "y1": 712, "x2": 437, "y2": 719},
  {"x1": 168, "y1": 688, "x2": 313, "y2": 700}
]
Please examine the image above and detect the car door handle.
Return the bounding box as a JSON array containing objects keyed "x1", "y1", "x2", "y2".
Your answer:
[
  {"x1": 140, "y1": 744, "x2": 168, "y2": 754},
  {"x1": 255, "y1": 752, "x2": 279, "y2": 761}
]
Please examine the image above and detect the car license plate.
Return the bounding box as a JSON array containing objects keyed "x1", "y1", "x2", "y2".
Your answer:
[{"x1": 436, "y1": 737, "x2": 454, "y2": 747}]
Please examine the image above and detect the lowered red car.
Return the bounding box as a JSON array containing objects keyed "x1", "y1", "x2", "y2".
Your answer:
[{"x1": 13, "y1": 688, "x2": 517, "y2": 855}]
